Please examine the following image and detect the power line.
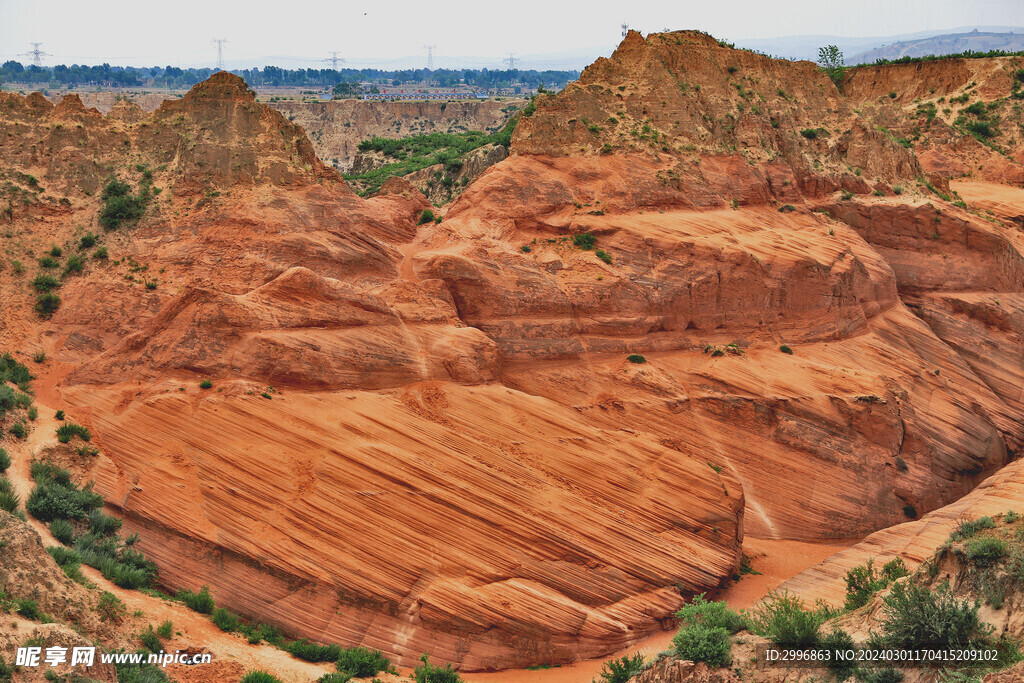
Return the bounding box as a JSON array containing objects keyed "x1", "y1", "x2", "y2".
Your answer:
[
  {"x1": 19, "y1": 43, "x2": 51, "y2": 67},
  {"x1": 212, "y1": 38, "x2": 228, "y2": 70},
  {"x1": 504, "y1": 53, "x2": 518, "y2": 70},
  {"x1": 422, "y1": 44, "x2": 436, "y2": 70},
  {"x1": 324, "y1": 51, "x2": 345, "y2": 70},
  {"x1": 621, "y1": 23, "x2": 630, "y2": 38}
]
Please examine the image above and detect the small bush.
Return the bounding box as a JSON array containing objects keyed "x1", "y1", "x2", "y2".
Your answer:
[
  {"x1": 89, "y1": 509, "x2": 123, "y2": 536},
  {"x1": 283, "y1": 639, "x2": 342, "y2": 663},
  {"x1": 31, "y1": 274, "x2": 61, "y2": 292},
  {"x1": 1006, "y1": 510, "x2": 1019, "y2": 524},
  {"x1": 16, "y1": 598, "x2": 40, "y2": 620},
  {"x1": 778, "y1": 204, "x2": 796, "y2": 212},
  {"x1": 626, "y1": 354, "x2": 647, "y2": 364},
  {"x1": 38, "y1": 256, "x2": 59, "y2": 269},
  {"x1": 199, "y1": 379, "x2": 213, "y2": 389},
  {"x1": 675, "y1": 593, "x2": 745, "y2": 632},
  {"x1": 49, "y1": 245, "x2": 63, "y2": 258},
  {"x1": 418, "y1": 209, "x2": 436, "y2": 225},
  {"x1": 94, "y1": 247, "x2": 109, "y2": 259},
  {"x1": 211, "y1": 607, "x2": 240, "y2": 632},
  {"x1": 240, "y1": 673, "x2": 283, "y2": 683},
  {"x1": 27, "y1": 477, "x2": 103, "y2": 522},
  {"x1": 844, "y1": 558, "x2": 908, "y2": 611},
  {"x1": 965, "y1": 537, "x2": 1008, "y2": 567},
  {"x1": 597, "y1": 653, "x2": 646, "y2": 683},
  {"x1": 178, "y1": 585, "x2": 215, "y2": 614},
  {"x1": 414, "y1": 654, "x2": 462, "y2": 683},
  {"x1": 820, "y1": 628, "x2": 857, "y2": 680},
  {"x1": 79, "y1": 233, "x2": 98, "y2": 249},
  {"x1": 895, "y1": 456, "x2": 908, "y2": 472},
  {"x1": 317, "y1": 675, "x2": 353, "y2": 683},
  {"x1": 139, "y1": 627, "x2": 162, "y2": 653},
  {"x1": 744, "y1": 590, "x2": 825, "y2": 648},
  {"x1": 97, "y1": 591, "x2": 127, "y2": 623},
  {"x1": 950, "y1": 516, "x2": 996, "y2": 541},
  {"x1": 859, "y1": 669, "x2": 904, "y2": 683},
  {"x1": 673, "y1": 623, "x2": 732, "y2": 666},
  {"x1": 9, "y1": 422, "x2": 27, "y2": 439},
  {"x1": 35, "y1": 292, "x2": 61, "y2": 318},
  {"x1": 55, "y1": 410, "x2": 65, "y2": 421},
  {"x1": 877, "y1": 581, "x2": 985, "y2": 650},
  {"x1": 49, "y1": 518, "x2": 75, "y2": 545},
  {"x1": 156, "y1": 620, "x2": 174, "y2": 639},
  {"x1": 63, "y1": 254, "x2": 84, "y2": 276},
  {"x1": 335, "y1": 647, "x2": 391, "y2": 677},
  {"x1": 56, "y1": 422, "x2": 91, "y2": 443},
  {"x1": 595, "y1": 249, "x2": 613, "y2": 264},
  {"x1": 0, "y1": 487, "x2": 20, "y2": 514},
  {"x1": 572, "y1": 232, "x2": 597, "y2": 250},
  {"x1": 0, "y1": 449, "x2": 9, "y2": 472},
  {"x1": 779, "y1": 345, "x2": 793, "y2": 354}
]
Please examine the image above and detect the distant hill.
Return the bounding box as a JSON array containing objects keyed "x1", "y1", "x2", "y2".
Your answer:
[{"x1": 852, "y1": 30, "x2": 1024, "y2": 64}]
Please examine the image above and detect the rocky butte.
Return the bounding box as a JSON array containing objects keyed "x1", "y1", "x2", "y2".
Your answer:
[{"x1": 0, "y1": 30, "x2": 1023, "y2": 675}]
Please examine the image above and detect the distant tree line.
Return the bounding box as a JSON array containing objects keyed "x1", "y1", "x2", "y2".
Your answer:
[{"x1": 0, "y1": 61, "x2": 578, "y2": 91}]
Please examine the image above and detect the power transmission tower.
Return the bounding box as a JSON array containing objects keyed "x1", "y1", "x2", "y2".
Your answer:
[
  {"x1": 19, "y1": 43, "x2": 51, "y2": 67},
  {"x1": 324, "y1": 51, "x2": 345, "y2": 70},
  {"x1": 504, "y1": 53, "x2": 518, "y2": 70},
  {"x1": 422, "y1": 44, "x2": 436, "y2": 70},
  {"x1": 212, "y1": 38, "x2": 228, "y2": 70},
  {"x1": 621, "y1": 23, "x2": 630, "y2": 38}
]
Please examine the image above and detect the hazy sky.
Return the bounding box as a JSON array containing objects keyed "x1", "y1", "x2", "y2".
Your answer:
[{"x1": 1, "y1": 0, "x2": 1022, "y2": 69}]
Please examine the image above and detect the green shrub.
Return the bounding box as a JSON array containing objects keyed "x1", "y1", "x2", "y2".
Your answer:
[
  {"x1": 211, "y1": 607, "x2": 241, "y2": 632},
  {"x1": 414, "y1": 654, "x2": 462, "y2": 683},
  {"x1": 139, "y1": 627, "x2": 162, "y2": 653},
  {"x1": 27, "y1": 406, "x2": 37, "y2": 421},
  {"x1": 675, "y1": 593, "x2": 745, "y2": 632},
  {"x1": 49, "y1": 518, "x2": 75, "y2": 545},
  {"x1": 572, "y1": 232, "x2": 596, "y2": 250},
  {"x1": 27, "y1": 477, "x2": 103, "y2": 522},
  {"x1": 55, "y1": 410, "x2": 64, "y2": 420},
  {"x1": 778, "y1": 204, "x2": 796, "y2": 212},
  {"x1": 16, "y1": 598, "x2": 40, "y2": 620},
  {"x1": 950, "y1": 516, "x2": 996, "y2": 541},
  {"x1": 240, "y1": 673, "x2": 283, "y2": 683},
  {"x1": 49, "y1": 245, "x2": 63, "y2": 258},
  {"x1": 56, "y1": 422, "x2": 91, "y2": 443},
  {"x1": 0, "y1": 487, "x2": 20, "y2": 514},
  {"x1": 0, "y1": 353, "x2": 33, "y2": 391},
  {"x1": 38, "y1": 256, "x2": 59, "y2": 269},
  {"x1": 0, "y1": 449, "x2": 9, "y2": 472},
  {"x1": 844, "y1": 558, "x2": 909, "y2": 610},
  {"x1": 97, "y1": 591, "x2": 127, "y2": 623},
  {"x1": 9, "y1": 422, "x2": 27, "y2": 439},
  {"x1": 178, "y1": 585, "x2": 215, "y2": 614},
  {"x1": 626, "y1": 354, "x2": 647, "y2": 364},
  {"x1": 99, "y1": 179, "x2": 148, "y2": 230},
  {"x1": 1006, "y1": 510, "x2": 1019, "y2": 524},
  {"x1": 418, "y1": 209, "x2": 435, "y2": 225},
  {"x1": 597, "y1": 653, "x2": 645, "y2": 683},
  {"x1": 89, "y1": 509, "x2": 123, "y2": 536},
  {"x1": 877, "y1": 581, "x2": 985, "y2": 650},
  {"x1": 79, "y1": 233, "x2": 98, "y2": 249},
  {"x1": 335, "y1": 647, "x2": 391, "y2": 677},
  {"x1": 35, "y1": 292, "x2": 61, "y2": 318},
  {"x1": 673, "y1": 623, "x2": 731, "y2": 666},
  {"x1": 595, "y1": 249, "x2": 613, "y2": 264},
  {"x1": 31, "y1": 274, "x2": 61, "y2": 292},
  {"x1": 94, "y1": 247, "x2": 109, "y2": 259},
  {"x1": 283, "y1": 639, "x2": 342, "y2": 663},
  {"x1": 859, "y1": 669, "x2": 904, "y2": 683},
  {"x1": 779, "y1": 345, "x2": 793, "y2": 354},
  {"x1": 156, "y1": 620, "x2": 173, "y2": 639},
  {"x1": 63, "y1": 254, "x2": 84, "y2": 276},
  {"x1": 317, "y1": 675, "x2": 353, "y2": 683},
  {"x1": 820, "y1": 628, "x2": 857, "y2": 680},
  {"x1": 744, "y1": 590, "x2": 826, "y2": 648},
  {"x1": 200, "y1": 379, "x2": 213, "y2": 389},
  {"x1": 965, "y1": 537, "x2": 1008, "y2": 567}
]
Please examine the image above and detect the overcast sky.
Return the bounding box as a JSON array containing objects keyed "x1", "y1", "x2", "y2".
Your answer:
[{"x1": 1, "y1": 0, "x2": 1022, "y2": 69}]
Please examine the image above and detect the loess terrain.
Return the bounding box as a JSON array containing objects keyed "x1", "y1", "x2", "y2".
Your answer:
[{"x1": 1, "y1": 29, "x2": 1024, "y2": 678}]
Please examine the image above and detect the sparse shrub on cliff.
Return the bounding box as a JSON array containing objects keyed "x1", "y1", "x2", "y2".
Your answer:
[
  {"x1": 673, "y1": 624, "x2": 732, "y2": 667},
  {"x1": 27, "y1": 464, "x2": 103, "y2": 522},
  {"x1": 97, "y1": 591, "x2": 127, "y2": 623},
  {"x1": 178, "y1": 585, "x2": 216, "y2": 614},
  {"x1": 317, "y1": 675, "x2": 353, "y2": 683},
  {"x1": 156, "y1": 620, "x2": 174, "y2": 639},
  {"x1": 844, "y1": 557, "x2": 908, "y2": 610},
  {"x1": 966, "y1": 537, "x2": 1008, "y2": 567},
  {"x1": 31, "y1": 274, "x2": 60, "y2": 292},
  {"x1": 335, "y1": 647, "x2": 392, "y2": 677},
  {"x1": 895, "y1": 457, "x2": 908, "y2": 472},
  {"x1": 817, "y1": 45, "x2": 845, "y2": 86},
  {"x1": 79, "y1": 232, "x2": 98, "y2": 249},
  {"x1": 597, "y1": 653, "x2": 646, "y2": 683},
  {"x1": 139, "y1": 627, "x2": 162, "y2": 653},
  {"x1": 414, "y1": 654, "x2": 462, "y2": 683},
  {"x1": 283, "y1": 639, "x2": 342, "y2": 663},
  {"x1": 99, "y1": 178, "x2": 149, "y2": 231},
  {"x1": 56, "y1": 422, "x2": 91, "y2": 443},
  {"x1": 950, "y1": 516, "x2": 996, "y2": 542},
  {"x1": 744, "y1": 590, "x2": 830, "y2": 648},
  {"x1": 626, "y1": 354, "x2": 647, "y2": 364},
  {"x1": 63, "y1": 254, "x2": 84, "y2": 276},
  {"x1": 840, "y1": 190, "x2": 853, "y2": 201},
  {"x1": 903, "y1": 504, "x2": 917, "y2": 518},
  {"x1": 779, "y1": 345, "x2": 793, "y2": 354},
  {"x1": 35, "y1": 292, "x2": 61, "y2": 318},
  {"x1": 200, "y1": 379, "x2": 213, "y2": 389},
  {"x1": 595, "y1": 249, "x2": 613, "y2": 264},
  {"x1": 0, "y1": 448, "x2": 9, "y2": 472},
  {"x1": 38, "y1": 256, "x2": 60, "y2": 269},
  {"x1": 418, "y1": 209, "x2": 436, "y2": 225},
  {"x1": 94, "y1": 247, "x2": 108, "y2": 259},
  {"x1": 9, "y1": 422, "x2": 27, "y2": 439},
  {"x1": 876, "y1": 581, "x2": 985, "y2": 651},
  {"x1": 819, "y1": 628, "x2": 857, "y2": 679},
  {"x1": 211, "y1": 607, "x2": 241, "y2": 632},
  {"x1": 572, "y1": 232, "x2": 596, "y2": 250},
  {"x1": 1006, "y1": 510, "x2": 1019, "y2": 524},
  {"x1": 520, "y1": 245, "x2": 531, "y2": 253},
  {"x1": 0, "y1": 484, "x2": 19, "y2": 514},
  {"x1": 778, "y1": 204, "x2": 796, "y2": 212},
  {"x1": 0, "y1": 353, "x2": 33, "y2": 392},
  {"x1": 49, "y1": 518, "x2": 75, "y2": 545}
]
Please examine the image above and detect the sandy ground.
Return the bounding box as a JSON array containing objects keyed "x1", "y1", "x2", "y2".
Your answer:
[{"x1": 463, "y1": 537, "x2": 855, "y2": 683}]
